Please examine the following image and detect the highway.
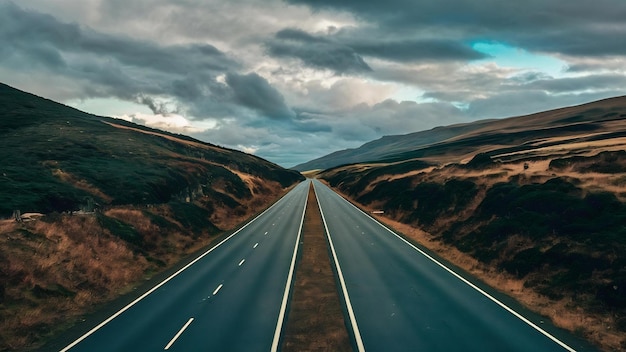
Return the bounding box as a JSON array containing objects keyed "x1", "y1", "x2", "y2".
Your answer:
[
  {"x1": 313, "y1": 179, "x2": 596, "y2": 352},
  {"x1": 59, "y1": 180, "x2": 309, "y2": 352}
]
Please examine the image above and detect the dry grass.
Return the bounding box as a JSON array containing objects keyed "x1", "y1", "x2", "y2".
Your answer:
[
  {"x1": 0, "y1": 179, "x2": 291, "y2": 351},
  {"x1": 104, "y1": 121, "x2": 224, "y2": 152},
  {"x1": 51, "y1": 169, "x2": 113, "y2": 203},
  {"x1": 282, "y1": 184, "x2": 351, "y2": 352},
  {"x1": 323, "y1": 171, "x2": 625, "y2": 351},
  {"x1": 208, "y1": 179, "x2": 285, "y2": 230},
  {"x1": 0, "y1": 214, "x2": 148, "y2": 351}
]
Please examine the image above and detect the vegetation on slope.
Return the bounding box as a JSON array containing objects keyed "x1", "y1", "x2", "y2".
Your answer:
[
  {"x1": 0, "y1": 83, "x2": 303, "y2": 350},
  {"x1": 319, "y1": 95, "x2": 626, "y2": 350}
]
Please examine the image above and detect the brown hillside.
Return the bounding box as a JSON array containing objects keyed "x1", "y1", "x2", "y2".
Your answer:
[{"x1": 319, "y1": 97, "x2": 626, "y2": 351}]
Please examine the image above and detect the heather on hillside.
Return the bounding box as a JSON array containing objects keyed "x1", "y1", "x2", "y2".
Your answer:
[{"x1": 321, "y1": 149, "x2": 626, "y2": 350}]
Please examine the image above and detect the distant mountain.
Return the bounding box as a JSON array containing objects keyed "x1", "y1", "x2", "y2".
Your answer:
[
  {"x1": 294, "y1": 96, "x2": 626, "y2": 171},
  {"x1": 0, "y1": 82, "x2": 303, "y2": 216}
]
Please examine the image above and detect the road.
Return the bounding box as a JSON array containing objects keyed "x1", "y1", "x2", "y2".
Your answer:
[
  {"x1": 59, "y1": 180, "x2": 310, "y2": 352},
  {"x1": 313, "y1": 179, "x2": 596, "y2": 352}
]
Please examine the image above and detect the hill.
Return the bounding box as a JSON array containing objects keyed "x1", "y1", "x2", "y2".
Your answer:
[
  {"x1": 317, "y1": 96, "x2": 626, "y2": 351},
  {"x1": 0, "y1": 83, "x2": 303, "y2": 350},
  {"x1": 295, "y1": 96, "x2": 626, "y2": 171}
]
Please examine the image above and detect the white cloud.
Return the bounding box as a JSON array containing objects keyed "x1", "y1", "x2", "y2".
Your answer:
[{"x1": 117, "y1": 112, "x2": 213, "y2": 134}]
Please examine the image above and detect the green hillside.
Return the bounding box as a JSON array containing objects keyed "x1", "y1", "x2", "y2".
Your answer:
[{"x1": 0, "y1": 83, "x2": 302, "y2": 216}]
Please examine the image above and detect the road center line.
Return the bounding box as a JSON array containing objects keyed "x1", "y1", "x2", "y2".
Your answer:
[
  {"x1": 212, "y1": 284, "x2": 223, "y2": 296},
  {"x1": 238, "y1": 259, "x2": 245, "y2": 266},
  {"x1": 164, "y1": 318, "x2": 194, "y2": 350},
  {"x1": 253, "y1": 242, "x2": 259, "y2": 248},
  {"x1": 313, "y1": 182, "x2": 366, "y2": 352},
  {"x1": 265, "y1": 231, "x2": 269, "y2": 235}
]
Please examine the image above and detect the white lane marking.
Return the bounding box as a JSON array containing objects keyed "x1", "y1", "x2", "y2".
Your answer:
[
  {"x1": 253, "y1": 242, "x2": 259, "y2": 248},
  {"x1": 212, "y1": 284, "x2": 223, "y2": 295},
  {"x1": 321, "y1": 181, "x2": 576, "y2": 352},
  {"x1": 265, "y1": 231, "x2": 269, "y2": 235},
  {"x1": 59, "y1": 182, "x2": 305, "y2": 352},
  {"x1": 164, "y1": 318, "x2": 194, "y2": 350},
  {"x1": 238, "y1": 259, "x2": 246, "y2": 266},
  {"x1": 313, "y1": 182, "x2": 366, "y2": 352},
  {"x1": 270, "y1": 181, "x2": 310, "y2": 352}
]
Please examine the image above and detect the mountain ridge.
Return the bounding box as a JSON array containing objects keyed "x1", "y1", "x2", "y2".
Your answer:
[{"x1": 295, "y1": 95, "x2": 626, "y2": 171}]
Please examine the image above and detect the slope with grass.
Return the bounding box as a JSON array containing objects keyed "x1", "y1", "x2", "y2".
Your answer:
[
  {"x1": 0, "y1": 83, "x2": 303, "y2": 351},
  {"x1": 317, "y1": 96, "x2": 626, "y2": 351}
]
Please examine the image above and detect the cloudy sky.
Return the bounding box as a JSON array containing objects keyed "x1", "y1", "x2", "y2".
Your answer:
[{"x1": 2, "y1": 0, "x2": 626, "y2": 167}]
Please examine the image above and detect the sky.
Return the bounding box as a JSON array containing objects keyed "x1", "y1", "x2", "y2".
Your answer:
[{"x1": 1, "y1": 0, "x2": 626, "y2": 167}]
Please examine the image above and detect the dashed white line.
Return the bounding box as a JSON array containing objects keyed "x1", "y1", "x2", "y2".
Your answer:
[
  {"x1": 59, "y1": 184, "x2": 295, "y2": 352},
  {"x1": 212, "y1": 284, "x2": 223, "y2": 296},
  {"x1": 164, "y1": 318, "x2": 194, "y2": 350},
  {"x1": 238, "y1": 259, "x2": 245, "y2": 266},
  {"x1": 264, "y1": 231, "x2": 268, "y2": 235},
  {"x1": 253, "y1": 242, "x2": 259, "y2": 248}
]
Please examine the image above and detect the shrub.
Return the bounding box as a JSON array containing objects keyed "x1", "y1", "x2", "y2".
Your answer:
[{"x1": 500, "y1": 247, "x2": 544, "y2": 277}]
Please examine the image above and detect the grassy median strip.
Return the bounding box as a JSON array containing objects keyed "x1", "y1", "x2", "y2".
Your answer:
[{"x1": 282, "y1": 183, "x2": 351, "y2": 351}]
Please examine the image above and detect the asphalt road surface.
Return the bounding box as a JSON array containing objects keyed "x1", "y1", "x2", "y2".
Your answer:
[
  {"x1": 59, "y1": 181, "x2": 309, "y2": 352},
  {"x1": 313, "y1": 179, "x2": 597, "y2": 352}
]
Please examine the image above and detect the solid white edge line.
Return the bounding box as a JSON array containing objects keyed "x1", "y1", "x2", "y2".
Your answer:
[
  {"x1": 60, "y1": 182, "x2": 303, "y2": 352},
  {"x1": 164, "y1": 317, "x2": 194, "y2": 350},
  {"x1": 323, "y1": 181, "x2": 576, "y2": 352},
  {"x1": 313, "y1": 181, "x2": 366, "y2": 352},
  {"x1": 270, "y1": 181, "x2": 309, "y2": 352}
]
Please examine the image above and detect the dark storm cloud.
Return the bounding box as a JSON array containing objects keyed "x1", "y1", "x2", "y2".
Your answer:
[
  {"x1": 0, "y1": 2, "x2": 234, "y2": 74},
  {"x1": 514, "y1": 74, "x2": 626, "y2": 94},
  {"x1": 350, "y1": 39, "x2": 488, "y2": 62},
  {"x1": 225, "y1": 72, "x2": 295, "y2": 120},
  {"x1": 0, "y1": 1, "x2": 240, "y2": 117},
  {"x1": 292, "y1": 119, "x2": 333, "y2": 133},
  {"x1": 285, "y1": 0, "x2": 626, "y2": 57},
  {"x1": 268, "y1": 27, "x2": 485, "y2": 71},
  {"x1": 136, "y1": 95, "x2": 173, "y2": 115},
  {"x1": 266, "y1": 28, "x2": 371, "y2": 74}
]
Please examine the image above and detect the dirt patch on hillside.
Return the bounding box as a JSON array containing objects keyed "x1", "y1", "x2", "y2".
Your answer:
[
  {"x1": 103, "y1": 121, "x2": 225, "y2": 152},
  {"x1": 282, "y1": 184, "x2": 351, "y2": 352}
]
